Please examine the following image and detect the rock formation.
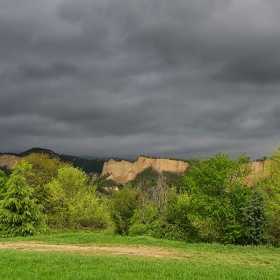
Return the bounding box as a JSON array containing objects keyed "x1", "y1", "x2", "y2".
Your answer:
[
  {"x1": 249, "y1": 161, "x2": 265, "y2": 174},
  {"x1": 102, "y1": 156, "x2": 268, "y2": 185},
  {"x1": 247, "y1": 161, "x2": 265, "y2": 186},
  {"x1": 102, "y1": 156, "x2": 189, "y2": 184},
  {"x1": 0, "y1": 154, "x2": 21, "y2": 171}
]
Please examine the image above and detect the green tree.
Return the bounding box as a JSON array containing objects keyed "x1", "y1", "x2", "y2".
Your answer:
[
  {"x1": 109, "y1": 185, "x2": 138, "y2": 235},
  {"x1": 242, "y1": 191, "x2": 268, "y2": 245},
  {"x1": 55, "y1": 166, "x2": 90, "y2": 198},
  {"x1": 256, "y1": 146, "x2": 280, "y2": 246},
  {"x1": 130, "y1": 167, "x2": 159, "y2": 189},
  {"x1": 44, "y1": 166, "x2": 89, "y2": 228},
  {"x1": 68, "y1": 190, "x2": 113, "y2": 231},
  {"x1": 24, "y1": 153, "x2": 65, "y2": 185},
  {"x1": 0, "y1": 170, "x2": 7, "y2": 200},
  {"x1": 151, "y1": 172, "x2": 174, "y2": 214},
  {"x1": 177, "y1": 153, "x2": 251, "y2": 243},
  {"x1": 163, "y1": 193, "x2": 197, "y2": 241},
  {"x1": 23, "y1": 153, "x2": 67, "y2": 207},
  {"x1": 131, "y1": 168, "x2": 159, "y2": 228},
  {"x1": 0, "y1": 161, "x2": 45, "y2": 237},
  {"x1": 44, "y1": 165, "x2": 113, "y2": 231},
  {"x1": 129, "y1": 172, "x2": 175, "y2": 238}
]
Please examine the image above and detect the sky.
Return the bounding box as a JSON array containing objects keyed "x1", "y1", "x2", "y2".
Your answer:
[{"x1": 1, "y1": 0, "x2": 280, "y2": 160}]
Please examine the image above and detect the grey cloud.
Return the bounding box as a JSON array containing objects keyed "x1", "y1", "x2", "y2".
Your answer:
[
  {"x1": 214, "y1": 56, "x2": 280, "y2": 84},
  {"x1": 15, "y1": 63, "x2": 79, "y2": 81},
  {"x1": 1, "y1": 0, "x2": 280, "y2": 160}
]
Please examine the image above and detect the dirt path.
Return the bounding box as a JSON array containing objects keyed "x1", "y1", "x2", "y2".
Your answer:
[{"x1": 0, "y1": 242, "x2": 190, "y2": 259}]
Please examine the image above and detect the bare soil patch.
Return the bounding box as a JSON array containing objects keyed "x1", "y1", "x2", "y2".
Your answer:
[{"x1": 0, "y1": 242, "x2": 191, "y2": 259}]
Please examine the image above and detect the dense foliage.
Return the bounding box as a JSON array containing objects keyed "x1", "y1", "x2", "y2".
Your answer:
[
  {"x1": 0, "y1": 155, "x2": 113, "y2": 235},
  {"x1": 255, "y1": 146, "x2": 280, "y2": 246},
  {"x1": 1, "y1": 149, "x2": 280, "y2": 247},
  {"x1": 176, "y1": 153, "x2": 253, "y2": 244},
  {"x1": 0, "y1": 161, "x2": 45, "y2": 236}
]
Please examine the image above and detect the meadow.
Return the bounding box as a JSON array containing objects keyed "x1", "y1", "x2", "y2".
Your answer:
[{"x1": 0, "y1": 232, "x2": 279, "y2": 280}]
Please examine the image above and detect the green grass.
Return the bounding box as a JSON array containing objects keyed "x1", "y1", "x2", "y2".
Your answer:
[{"x1": 1, "y1": 232, "x2": 280, "y2": 280}]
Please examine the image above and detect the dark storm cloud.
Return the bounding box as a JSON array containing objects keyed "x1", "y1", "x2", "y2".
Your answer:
[
  {"x1": 1, "y1": 0, "x2": 280, "y2": 159},
  {"x1": 215, "y1": 57, "x2": 280, "y2": 84},
  {"x1": 15, "y1": 63, "x2": 79, "y2": 81}
]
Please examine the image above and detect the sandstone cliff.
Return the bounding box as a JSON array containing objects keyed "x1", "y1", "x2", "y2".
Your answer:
[
  {"x1": 249, "y1": 161, "x2": 265, "y2": 174},
  {"x1": 247, "y1": 161, "x2": 265, "y2": 186},
  {"x1": 102, "y1": 156, "x2": 189, "y2": 184},
  {"x1": 102, "y1": 156, "x2": 268, "y2": 185},
  {"x1": 0, "y1": 154, "x2": 21, "y2": 170}
]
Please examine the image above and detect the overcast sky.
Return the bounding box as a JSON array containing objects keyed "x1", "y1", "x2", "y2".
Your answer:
[{"x1": 1, "y1": 0, "x2": 280, "y2": 160}]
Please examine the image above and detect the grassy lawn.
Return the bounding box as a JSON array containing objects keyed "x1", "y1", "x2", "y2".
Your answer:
[{"x1": 0, "y1": 232, "x2": 280, "y2": 280}]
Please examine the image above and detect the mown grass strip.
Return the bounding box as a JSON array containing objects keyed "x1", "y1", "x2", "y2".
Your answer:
[{"x1": 1, "y1": 232, "x2": 280, "y2": 280}]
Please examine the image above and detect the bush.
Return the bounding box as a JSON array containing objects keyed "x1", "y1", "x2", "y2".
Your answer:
[
  {"x1": 109, "y1": 185, "x2": 138, "y2": 235},
  {"x1": 129, "y1": 223, "x2": 149, "y2": 236}
]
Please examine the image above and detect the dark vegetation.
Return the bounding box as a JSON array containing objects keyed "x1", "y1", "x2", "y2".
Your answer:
[
  {"x1": 1, "y1": 146, "x2": 280, "y2": 247},
  {"x1": 110, "y1": 155, "x2": 188, "y2": 163},
  {"x1": 139, "y1": 155, "x2": 189, "y2": 162}
]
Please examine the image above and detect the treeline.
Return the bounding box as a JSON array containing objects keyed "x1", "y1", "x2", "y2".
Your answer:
[{"x1": 1, "y1": 149, "x2": 280, "y2": 246}]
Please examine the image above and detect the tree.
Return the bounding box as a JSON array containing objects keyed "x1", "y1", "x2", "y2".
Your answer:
[
  {"x1": 43, "y1": 165, "x2": 113, "y2": 230},
  {"x1": 24, "y1": 153, "x2": 65, "y2": 185},
  {"x1": 131, "y1": 168, "x2": 159, "y2": 226},
  {"x1": 0, "y1": 161, "x2": 45, "y2": 237},
  {"x1": 109, "y1": 185, "x2": 138, "y2": 235},
  {"x1": 55, "y1": 166, "x2": 90, "y2": 198},
  {"x1": 68, "y1": 190, "x2": 113, "y2": 231},
  {"x1": 177, "y1": 153, "x2": 251, "y2": 243},
  {"x1": 130, "y1": 167, "x2": 159, "y2": 189},
  {"x1": 159, "y1": 193, "x2": 197, "y2": 241},
  {"x1": 0, "y1": 170, "x2": 7, "y2": 200},
  {"x1": 256, "y1": 146, "x2": 280, "y2": 246},
  {"x1": 23, "y1": 153, "x2": 67, "y2": 207},
  {"x1": 44, "y1": 166, "x2": 88, "y2": 227},
  {"x1": 242, "y1": 191, "x2": 268, "y2": 245},
  {"x1": 151, "y1": 172, "x2": 173, "y2": 213}
]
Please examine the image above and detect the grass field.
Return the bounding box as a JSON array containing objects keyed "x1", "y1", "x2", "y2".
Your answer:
[{"x1": 0, "y1": 232, "x2": 280, "y2": 280}]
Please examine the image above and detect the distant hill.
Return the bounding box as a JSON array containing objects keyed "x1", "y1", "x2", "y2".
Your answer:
[
  {"x1": 18, "y1": 147, "x2": 59, "y2": 158},
  {"x1": 0, "y1": 147, "x2": 105, "y2": 174}
]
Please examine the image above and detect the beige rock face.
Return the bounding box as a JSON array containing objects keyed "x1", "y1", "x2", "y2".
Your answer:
[
  {"x1": 0, "y1": 154, "x2": 21, "y2": 170},
  {"x1": 249, "y1": 161, "x2": 265, "y2": 174},
  {"x1": 102, "y1": 156, "x2": 268, "y2": 185},
  {"x1": 102, "y1": 156, "x2": 189, "y2": 184},
  {"x1": 246, "y1": 161, "x2": 265, "y2": 187}
]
